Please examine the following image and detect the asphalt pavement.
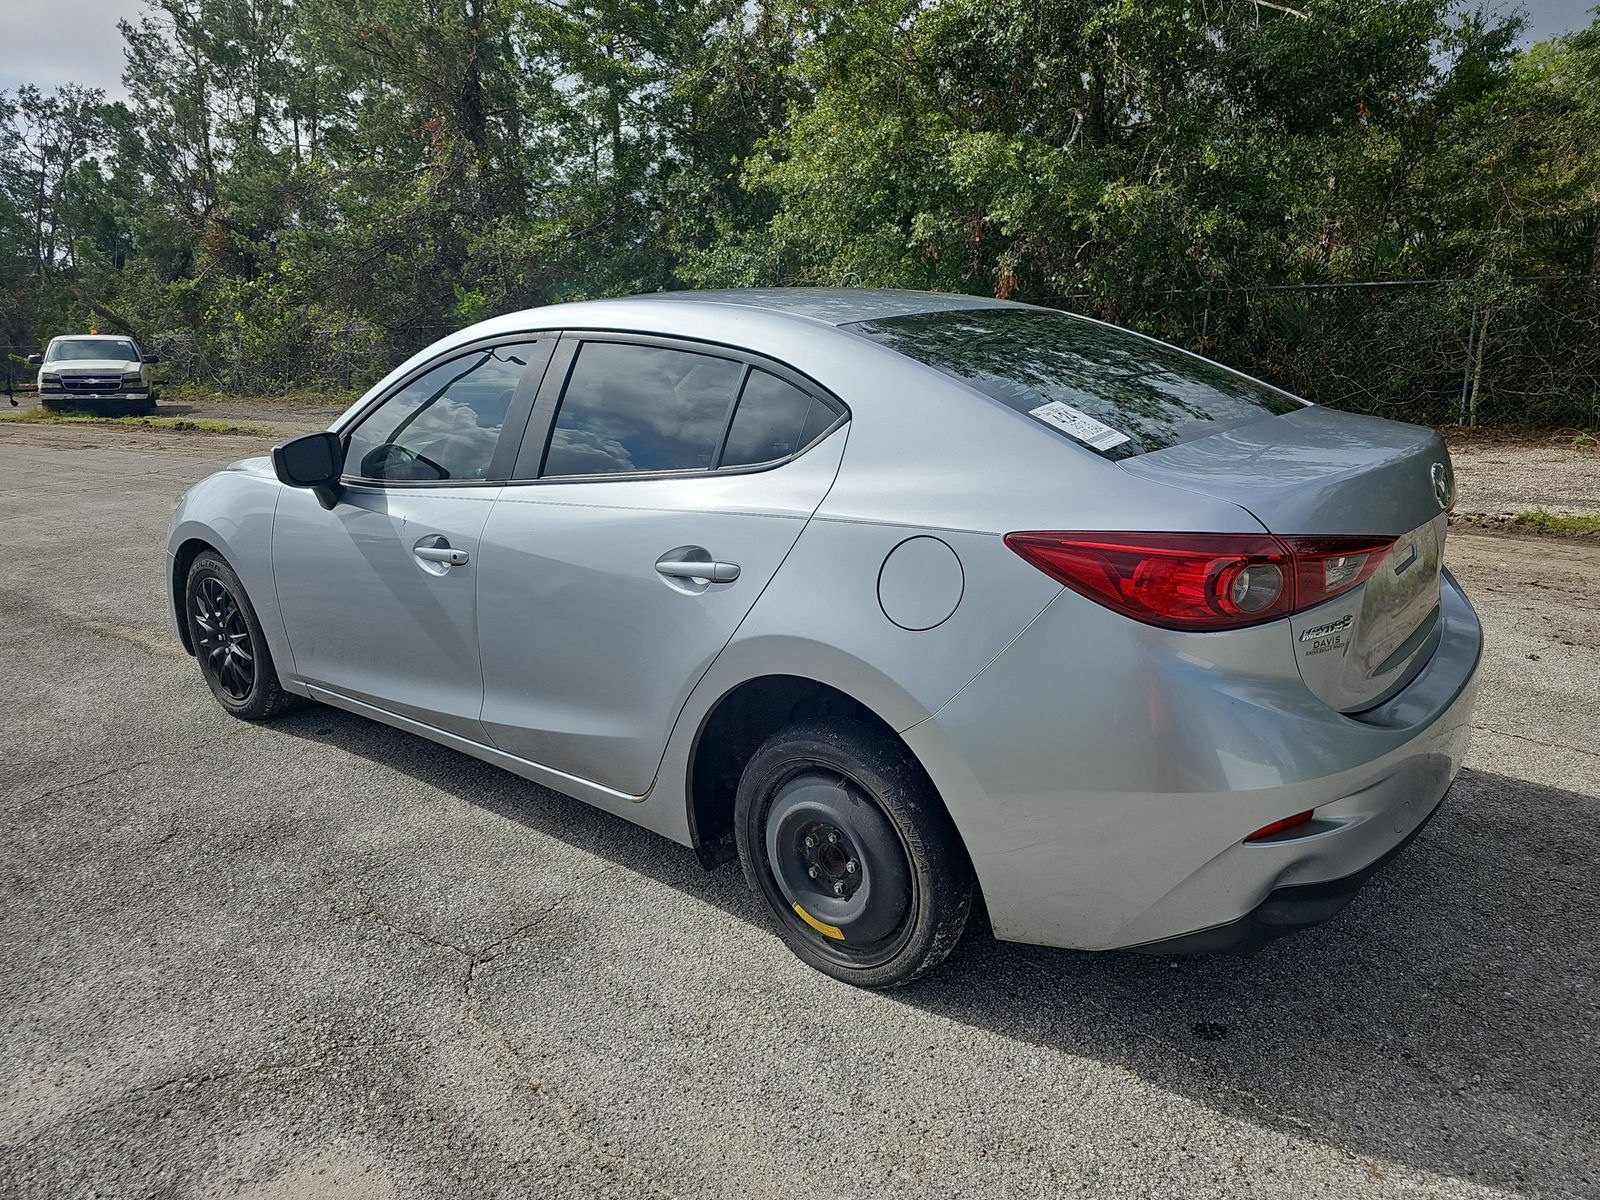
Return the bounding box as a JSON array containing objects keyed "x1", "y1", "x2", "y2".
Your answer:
[{"x1": 1, "y1": 428, "x2": 1596, "y2": 1199}]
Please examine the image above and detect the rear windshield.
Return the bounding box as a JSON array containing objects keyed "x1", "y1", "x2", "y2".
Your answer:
[
  {"x1": 47, "y1": 338, "x2": 139, "y2": 363},
  {"x1": 848, "y1": 307, "x2": 1304, "y2": 459}
]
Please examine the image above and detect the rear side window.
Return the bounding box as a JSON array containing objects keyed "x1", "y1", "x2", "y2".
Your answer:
[
  {"x1": 720, "y1": 369, "x2": 835, "y2": 468},
  {"x1": 543, "y1": 342, "x2": 743, "y2": 477},
  {"x1": 848, "y1": 308, "x2": 1304, "y2": 459}
]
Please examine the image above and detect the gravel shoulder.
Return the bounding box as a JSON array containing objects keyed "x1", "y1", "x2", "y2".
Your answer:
[{"x1": 1445, "y1": 430, "x2": 1598, "y2": 517}]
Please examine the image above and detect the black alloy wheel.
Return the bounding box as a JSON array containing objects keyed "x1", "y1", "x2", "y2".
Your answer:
[
  {"x1": 183, "y1": 550, "x2": 301, "y2": 722},
  {"x1": 193, "y1": 575, "x2": 255, "y2": 702}
]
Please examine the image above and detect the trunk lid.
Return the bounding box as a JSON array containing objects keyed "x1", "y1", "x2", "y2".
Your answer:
[{"x1": 1120, "y1": 405, "x2": 1454, "y2": 711}]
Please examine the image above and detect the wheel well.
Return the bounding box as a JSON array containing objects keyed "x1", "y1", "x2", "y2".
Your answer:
[
  {"x1": 687, "y1": 675, "x2": 916, "y2": 869},
  {"x1": 170, "y1": 537, "x2": 218, "y2": 655}
]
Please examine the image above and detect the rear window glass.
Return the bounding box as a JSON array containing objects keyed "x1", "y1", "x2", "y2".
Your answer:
[{"x1": 848, "y1": 308, "x2": 1304, "y2": 458}]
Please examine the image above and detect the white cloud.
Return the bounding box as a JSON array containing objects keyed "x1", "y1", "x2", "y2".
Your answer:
[{"x1": 0, "y1": 0, "x2": 142, "y2": 102}]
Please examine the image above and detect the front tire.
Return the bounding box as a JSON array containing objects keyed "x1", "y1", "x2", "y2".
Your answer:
[
  {"x1": 734, "y1": 720, "x2": 974, "y2": 988},
  {"x1": 184, "y1": 551, "x2": 301, "y2": 722}
]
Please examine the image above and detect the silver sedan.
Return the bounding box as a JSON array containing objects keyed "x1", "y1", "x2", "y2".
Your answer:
[{"x1": 166, "y1": 289, "x2": 1481, "y2": 986}]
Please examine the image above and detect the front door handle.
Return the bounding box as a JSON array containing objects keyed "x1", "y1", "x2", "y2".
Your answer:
[
  {"x1": 656, "y1": 558, "x2": 740, "y2": 584},
  {"x1": 414, "y1": 537, "x2": 469, "y2": 566}
]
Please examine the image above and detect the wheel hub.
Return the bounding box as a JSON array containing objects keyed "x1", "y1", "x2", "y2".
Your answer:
[{"x1": 799, "y1": 825, "x2": 861, "y2": 899}]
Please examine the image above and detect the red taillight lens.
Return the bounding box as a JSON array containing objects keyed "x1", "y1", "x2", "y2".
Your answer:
[
  {"x1": 1245, "y1": 810, "x2": 1314, "y2": 842},
  {"x1": 1282, "y1": 536, "x2": 1395, "y2": 609},
  {"x1": 1004, "y1": 531, "x2": 1397, "y2": 631}
]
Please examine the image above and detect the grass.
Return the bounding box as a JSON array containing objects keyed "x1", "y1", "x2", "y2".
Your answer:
[
  {"x1": 1512, "y1": 508, "x2": 1600, "y2": 534},
  {"x1": 0, "y1": 407, "x2": 276, "y2": 437},
  {"x1": 159, "y1": 382, "x2": 349, "y2": 408}
]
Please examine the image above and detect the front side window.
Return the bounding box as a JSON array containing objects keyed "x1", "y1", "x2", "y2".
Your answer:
[
  {"x1": 345, "y1": 342, "x2": 535, "y2": 482},
  {"x1": 47, "y1": 338, "x2": 139, "y2": 363},
  {"x1": 542, "y1": 342, "x2": 743, "y2": 477}
]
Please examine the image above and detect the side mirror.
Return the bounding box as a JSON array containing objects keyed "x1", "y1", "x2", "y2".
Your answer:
[
  {"x1": 272, "y1": 431, "x2": 345, "y2": 509},
  {"x1": 143, "y1": 353, "x2": 160, "y2": 364},
  {"x1": 26, "y1": 354, "x2": 42, "y2": 367}
]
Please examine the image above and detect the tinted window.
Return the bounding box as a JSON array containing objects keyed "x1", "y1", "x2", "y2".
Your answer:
[
  {"x1": 721, "y1": 370, "x2": 832, "y2": 467},
  {"x1": 346, "y1": 343, "x2": 534, "y2": 481},
  {"x1": 543, "y1": 342, "x2": 742, "y2": 477},
  {"x1": 47, "y1": 339, "x2": 139, "y2": 362},
  {"x1": 849, "y1": 308, "x2": 1304, "y2": 458}
]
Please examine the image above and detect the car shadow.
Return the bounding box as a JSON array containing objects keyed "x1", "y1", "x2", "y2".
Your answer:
[{"x1": 272, "y1": 706, "x2": 1598, "y2": 1197}]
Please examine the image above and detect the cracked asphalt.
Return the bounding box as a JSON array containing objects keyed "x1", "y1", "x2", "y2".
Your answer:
[{"x1": 1, "y1": 426, "x2": 1597, "y2": 1200}]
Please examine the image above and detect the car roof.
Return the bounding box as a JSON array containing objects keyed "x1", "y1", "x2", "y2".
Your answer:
[
  {"x1": 613, "y1": 288, "x2": 1026, "y2": 326},
  {"x1": 349, "y1": 288, "x2": 1039, "y2": 428},
  {"x1": 49, "y1": 334, "x2": 136, "y2": 342}
]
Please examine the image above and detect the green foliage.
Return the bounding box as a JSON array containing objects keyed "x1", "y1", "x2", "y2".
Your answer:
[
  {"x1": 1513, "y1": 507, "x2": 1600, "y2": 532},
  {"x1": 0, "y1": 409, "x2": 274, "y2": 435},
  {"x1": 0, "y1": 0, "x2": 1595, "y2": 422}
]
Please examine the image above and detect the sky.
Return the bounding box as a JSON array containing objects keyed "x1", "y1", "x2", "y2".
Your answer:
[{"x1": 1, "y1": 0, "x2": 1596, "y2": 103}]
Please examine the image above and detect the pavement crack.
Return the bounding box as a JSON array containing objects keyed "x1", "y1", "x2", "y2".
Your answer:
[
  {"x1": 347, "y1": 884, "x2": 482, "y2": 962},
  {"x1": 135, "y1": 1038, "x2": 424, "y2": 1100},
  {"x1": 1473, "y1": 724, "x2": 1600, "y2": 759},
  {"x1": 346, "y1": 866, "x2": 681, "y2": 1200},
  {"x1": 13, "y1": 728, "x2": 251, "y2": 810}
]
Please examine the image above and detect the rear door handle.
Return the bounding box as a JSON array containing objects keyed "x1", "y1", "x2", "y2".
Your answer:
[
  {"x1": 655, "y1": 558, "x2": 740, "y2": 584},
  {"x1": 414, "y1": 537, "x2": 469, "y2": 566}
]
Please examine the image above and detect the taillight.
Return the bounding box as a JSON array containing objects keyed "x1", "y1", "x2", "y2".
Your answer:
[
  {"x1": 1283, "y1": 536, "x2": 1394, "y2": 610},
  {"x1": 1004, "y1": 532, "x2": 1397, "y2": 631}
]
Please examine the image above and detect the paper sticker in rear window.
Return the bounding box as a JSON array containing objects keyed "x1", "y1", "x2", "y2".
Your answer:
[{"x1": 1028, "y1": 401, "x2": 1131, "y2": 451}]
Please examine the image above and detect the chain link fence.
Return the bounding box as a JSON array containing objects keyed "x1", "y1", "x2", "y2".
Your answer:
[
  {"x1": 10, "y1": 275, "x2": 1597, "y2": 429},
  {"x1": 1035, "y1": 274, "x2": 1600, "y2": 431},
  {"x1": 2, "y1": 342, "x2": 40, "y2": 406},
  {"x1": 144, "y1": 322, "x2": 457, "y2": 395}
]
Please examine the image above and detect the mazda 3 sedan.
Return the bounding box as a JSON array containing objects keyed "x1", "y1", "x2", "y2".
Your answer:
[{"x1": 167, "y1": 289, "x2": 1480, "y2": 986}]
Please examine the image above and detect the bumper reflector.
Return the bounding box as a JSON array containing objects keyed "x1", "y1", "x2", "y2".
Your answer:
[{"x1": 1245, "y1": 810, "x2": 1314, "y2": 842}]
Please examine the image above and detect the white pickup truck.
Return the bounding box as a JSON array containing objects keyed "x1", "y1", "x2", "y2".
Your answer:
[{"x1": 29, "y1": 334, "x2": 160, "y2": 415}]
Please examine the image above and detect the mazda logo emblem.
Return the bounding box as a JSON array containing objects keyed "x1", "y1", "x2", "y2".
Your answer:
[{"x1": 1431, "y1": 461, "x2": 1453, "y2": 511}]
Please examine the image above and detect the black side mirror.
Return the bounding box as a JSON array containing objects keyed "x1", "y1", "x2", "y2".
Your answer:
[
  {"x1": 272, "y1": 431, "x2": 345, "y2": 509},
  {"x1": 26, "y1": 354, "x2": 41, "y2": 367},
  {"x1": 143, "y1": 353, "x2": 160, "y2": 364}
]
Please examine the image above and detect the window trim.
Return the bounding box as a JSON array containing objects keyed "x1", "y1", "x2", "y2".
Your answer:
[
  {"x1": 336, "y1": 335, "x2": 556, "y2": 488},
  {"x1": 508, "y1": 330, "x2": 848, "y2": 485}
]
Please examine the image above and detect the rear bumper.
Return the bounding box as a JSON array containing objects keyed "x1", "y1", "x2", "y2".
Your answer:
[
  {"x1": 1127, "y1": 785, "x2": 1448, "y2": 955},
  {"x1": 903, "y1": 568, "x2": 1482, "y2": 952}
]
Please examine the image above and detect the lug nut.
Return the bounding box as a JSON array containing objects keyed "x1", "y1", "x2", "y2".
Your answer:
[
  {"x1": 845, "y1": 860, "x2": 858, "y2": 874},
  {"x1": 832, "y1": 881, "x2": 846, "y2": 896},
  {"x1": 808, "y1": 866, "x2": 819, "y2": 879},
  {"x1": 827, "y1": 831, "x2": 841, "y2": 845},
  {"x1": 803, "y1": 835, "x2": 816, "y2": 849}
]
